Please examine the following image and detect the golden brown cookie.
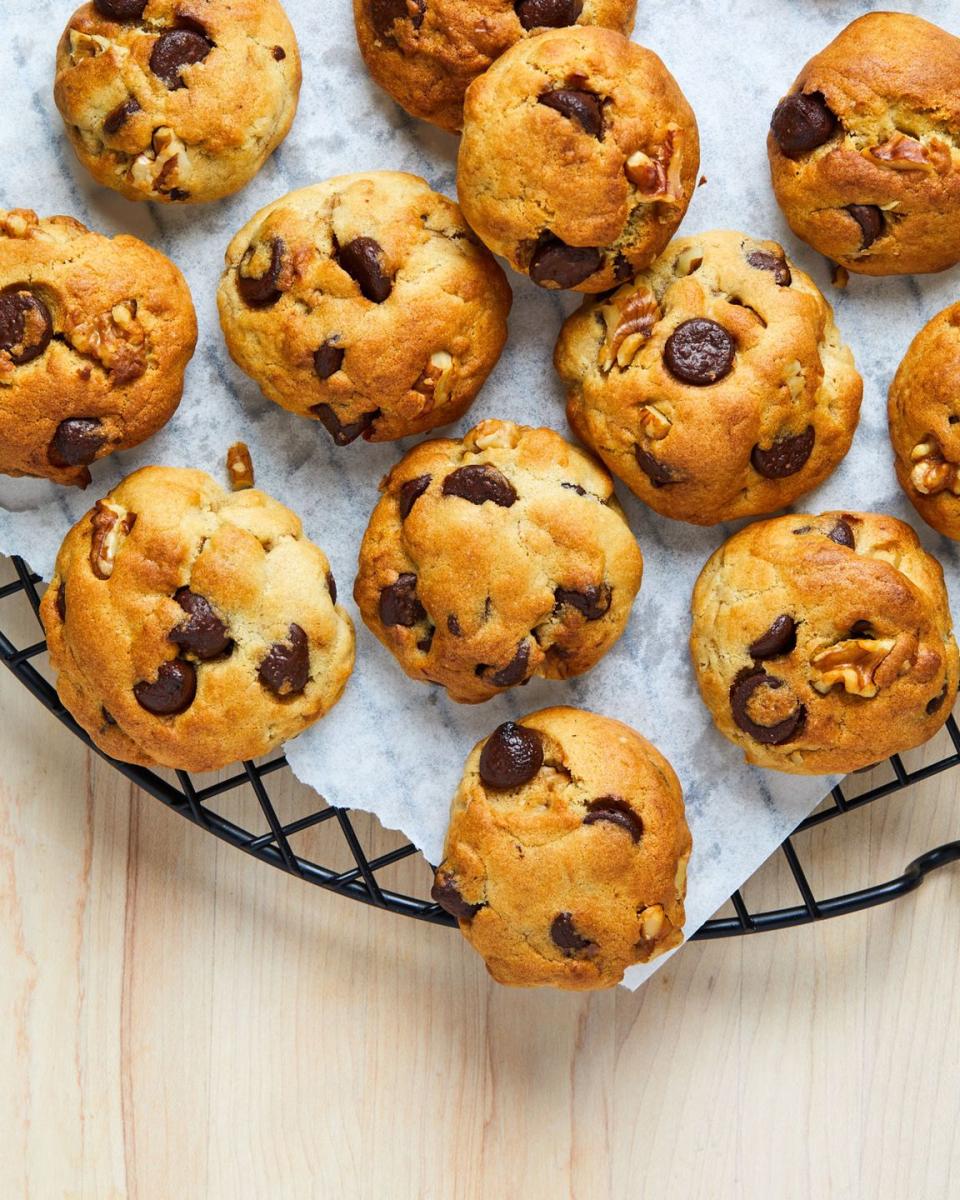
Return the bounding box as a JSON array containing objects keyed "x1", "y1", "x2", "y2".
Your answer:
[
  {"x1": 457, "y1": 26, "x2": 699, "y2": 292},
  {"x1": 690, "y1": 512, "x2": 959, "y2": 775},
  {"x1": 0, "y1": 209, "x2": 196, "y2": 486},
  {"x1": 555, "y1": 230, "x2": 862, "y2": 524},
  {"x1": 354, "y1": 420, "x2": 643, "y2": 702},
  {"x1": 40, "y1": 466, "x2": 355, "y2": 772},
  {"x1": 431, "y1": 706, "x2": 691, "y2": 989},
  {"x1": 767, "y1": 13, "x2": 960, "y2": 276},
  {"x1": 217, "y1": 173, "x2": 512, "y2": 445},
  {"x1": 54, "y1": 0, "x2": 301, "y2": 204},
  {"x1": 354, "y1": 0, "x2": 636, "y2": 134},
  {"x1": 889, "y1": 303, "x2": 960, "y2": 540}
]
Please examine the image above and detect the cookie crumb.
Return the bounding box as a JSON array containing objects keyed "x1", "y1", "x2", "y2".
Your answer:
[
  {"x1": 227, "y1": 442, "x2": 254, "y2": 490},
  {"x1": 698, "y1": 175, "x2": 707, "y2": 187}
]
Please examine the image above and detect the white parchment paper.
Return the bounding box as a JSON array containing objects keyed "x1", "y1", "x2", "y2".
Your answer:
[{"x1": 3, "y1": 1, "x2": 959, "y2": 987}]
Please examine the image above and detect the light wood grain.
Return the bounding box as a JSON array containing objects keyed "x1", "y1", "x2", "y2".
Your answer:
[{"x1": 1, "y1": 557, "x2": 958, "y2": 1200}]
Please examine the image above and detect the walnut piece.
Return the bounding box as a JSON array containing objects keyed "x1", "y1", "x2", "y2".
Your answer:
[
  {"x1": 599, "y1": 285, "x2": 660, "y2": 371},
  {"x1": 226, "y1": 442, "x2": 255, "y2": 491},
  {"x1": 625, "y1": 125, "x2": 685, "y2": 203},
  {"x1": 90, "y1": 501, "x2": 136, "y2": 580},
  {"x1": 863, "y1": 132, "x2": 951, "y2": 174},
  {"x1": 810, "y1": 636, "x2": 896, "y2": 698},
  {"x1": 130, "y1": 127, "x2": 189, "y2": 196},
  {"x1": 67, "y1": 299, "x2": 146, "y2": 385},
  {"x1": 909, "y1": 437, "x2": 960, "y2": 496},
  {"x1": 413, "y1": 350, "x2": 454, "y2": 408}
]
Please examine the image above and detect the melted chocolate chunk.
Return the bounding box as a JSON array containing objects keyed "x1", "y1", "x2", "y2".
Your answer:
[
  {"x1": 272, "y1": 46, "x2": 286, "y2": 61},
  {"x1": 103, "y1": 96, "x2": 141, "y2": 135},
  {"x1": 828, "y1": 519, "x2": 855, "y2": 549},
  {"x1": 528, "y1": 234, "x2": 603, "y2": 289},
  {"x1": 751, "y1": 426, "x2": 815, "y2": 479},
  {"x1": 431, "y1": 873, "x2": 483, "y2": 921},
  {"x1": 478, "y1": 721, "x2": 544, "y2": 789},
  {"x1": 314, "y1": 342, "x2": 345, "y2": 380},
  {"x1": 550, "y1": 912, "x2": 596, "y2": 956},
  {"x1": 489, "y1": 641, "x2": 530, "y2": 687},
  {"x1": 538, "y1": 88, "x2": 603, "y2": 138},
  {"x1": 134, "y1": 659, "x2": 197, "y2": 715},
  {"x1": 47, "y1": 418, "x2": 106, "y2": 468},
  {"x1": 170, "y1": 588, "x2": 232, "y2": 660},
  {"x1": 729, "y1": 667, "x2": 806, "y2": 745},
  {"x1": 338, "y1": 237, "x2": 392, "y2": 303},
  {"x1": 0, "y1": 289, "x2": 52, "y2": 365},
  {"x1": 635, "y1": 445, "x2": 680, "y2": 488},
  {"x1": 746, "y1": 249, "x2": 792, "y2": 286},
  {"x1": 398, "y1": 474, "x2": 431, "y2": 518},
  {"x1": 663, "y1": 318, "x2": 735, "y2": 385},
  {"x1": 926, "y1": 685, "x2": 949, "y2": 716},
  {"x1": 770, "y1": 92, "x2": 837, "y2": 158},
  {"x1": 554, "y1": 583, "x2": 612, "y2": 621},
  {"x1": 583, "y1": 796, "x2": 643, "y2": 841},
  {"x1": 442, "y1": 464, "x2": 517, "y2": 507},
  {"x1": 56, "y1": 582, "x2": 67, "y2": 622},
  {"x1": 149, "y1": 28, "x2": 213, "y2": 90},
  {"x1": 515, "y1": 0, "x2": 583, "y2": 29},
  {"x1": 379, "y1": 573, "x2": 426, "y2": 627},
  {"x1": 370, "y1": 0, "x2": 425, "y2": 37},
  {"x1": 237, "y1": 237, "x2": 285, "y2": 308},
  {"x1": 258, "y1": 624, "x2": 310, "y2": 696},
  {"x1": 312, "y1": 403, "x2": 380, "y2": 446},
  {"x1": 94, "y1": 0, "x2": 147, "y2": 17},
  {"x1": 847, "y1": 205, "x2": 884, "y2": 249},
  {"x1": 749, "y1": 614, "x2": 797, "y2": 660}
]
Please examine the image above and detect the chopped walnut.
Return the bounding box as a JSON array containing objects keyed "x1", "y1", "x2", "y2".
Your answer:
[
  {"x1": 470, "y1": 419, "x2": 521, "y2": 452},
  {"x1": 625, "y1": 125, "x2": 684, "y2": 204},
  {"x1": 863, "y1": 132, "x2": 951, "y2": 174},
  {"x1": 130, "y1": 127, "x2": 189, "y2": 196},
  {"x1": 413, "y1": 350, "x2": 454, "y2": 408},
  {"x1": 90, "y1": 501, "x2": 136, "y2": 579},
  {"x1": 599, "y1": 285, "x2": 660, "y2": 371},
  {"x1": 226, "y1": 442, "x2": 255, "y2": 491},
  {"x1": 784, "y1": 359, "x2": 805, "y2": 402},
  {"x1": 909, "y1": 437, "x2": 960, "y2": 496},
  {"x1": 67, "y1": 299, "x2": 146, "y2": 385},
  {"x1": 636, "y1": 404, "x2": 672, "y2": 440},
  {"x1": 0, "y1": 210, "x2": 38, "y2": 239},
  {"x1": 68, "y1": 29, "x2": 112, "y2": 62},
  {"x1": 810, "y1": 636, "x2": 896, "y2": 698},
  {"x1": 638, "y1": 904, "x2": 664, "y2": 940}
]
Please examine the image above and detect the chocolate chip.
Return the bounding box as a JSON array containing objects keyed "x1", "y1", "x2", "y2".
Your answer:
[
  {"x1": 338, "y1": 237, "x2": 392, "y2": 303},
  {"x1": 379, "y1": 573, "x2": 426, "y2": 627},
  {"x1": 538, "y1": 89, "x2": 603, "y2": 138},
  {"x1": 103, "y1": 96, "x2": 140, "y2": 135},
  {"x1": 746, "y1": 249, "x2": 792, "y2": 286},
  {"x1": 0, "y1": 290, "x2": 52, "y2": 365},
  {"x1": 447, "y1": 613, "x2": 461, "y2": 636},
  {"x1": 170, "y1": 588, "x2": 232, "y2": 660},
  {"x1": 489, "y1": 641, "x2": 530, "y2": 687},
  {"x1": 478, "y1": 721, "x2": 544, "y2": 789},
  {"x1": 515, "y1": 0, "x2": 583, "y2": 30},
  {"x1": 431, "y1": 873, "x2": 483, "y2": 921},
  {"x1": 926, "y1": 685, "x2": 949, "y2": 716},
  {"x1": 312, "y1": 403, "x2": 380, "y2": 446},
  {"x1": 528, "y1": 234, "x2": 603, "y2": 289},
  {"x1": 749, "y1": 614, "x2": 797, "y2": 659},
  {"x1": 417, "y1": 627, "x2": 434, "y2": 652},
  {"x1": 134, "y1": 659, "x2": 197, "y2": 715},
  {"x1": 550, "y1": 912, "x2": 596, "y2": 956},
  {"x1": 634, "y1": 445, "x2": 679, "y2": 488},
  {"x1": 149, "y1": 28, "x2": 213, "y2": 90},
  {"x1": 847, "y1": 205, "x2": 884, "y2": 249},
  {"x1": 258, "y1": 624, "x2": 310, "y2": 696},
  {"x1": 664, "y1": 318, "x2": 735, "y2": 385},
  {"x1": 314, "y1": 342, "x2": 344, "y2": 379},
  {"x1": 94, "y1": 0, "x2": 147, "y2": 17},
  {"x1": 729, "y1": 667, "x2": 806, "y2": 745},
  {"x1": 613, "y1": 253, "x2": 632, "y2": 282},
  {"x1": 583, "y1": 796, "x2": 643, "y2": 841},
  {"x1": 750, "y1": 426, "x2": 815, "y2": 479},
  {"x1": 272, "y1": 45, "x2": 286, "y2": 61},
  {"x1": 554, "y1": 584, "x2": 612, "y2": 621},
  {"x1": 165, "y1": 188, "x2": 190, "y2": 202},
  {"x1": 370, "y1": 0, "x2": 425, "y2": 37},
  {"x1": 326, "y1": 571, "x2": 337, "y2": 604},
  {"x1": 399, "y1": 474, "x2": 431, "y2": 518},
  {"x1": 237, "y1": 237, "x2": 285, "y2": 308},
  {"x1": 828, "y1": 519, "x2": 855, "y2": 549},
  {"x1": 442, "y1": 464, "x2": 517, "y2": 507},
  {"x1": 56, "y1": 582, "x2": 67, "y2": 622},
  {"x1": 770, "y1": 92, "x2": 837, "y2": 158},
  {"x1": 47, "y1": 418, "x2": 106, "y2": 468}
]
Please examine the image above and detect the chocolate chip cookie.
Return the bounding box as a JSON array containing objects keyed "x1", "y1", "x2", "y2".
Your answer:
[
  {"x1": 889, "y1": 303, "x2": 960, "y2": 540},
  {"x1": 0, "y1": 209, "x2": 196, "y2": 486},
  {"x1": 457, "y1": 26, "x2": 699, "y2": 292},
  {"x1": 431, "y1": 706, "x2": 691, "y2": 989},
  {"x1": 217, "y1": 173, "x2": 512, "y2": 445},
  {"x1": 54, "y1": 0, "x2": 301, "y2": 204},
  {"x1": 354, "y1": 420, "x2": 643, "y2": 702},
  {"x1": 690, "y1": 512, "x2": 959, "y2": 774},
  {"x1": 40, "y1": 466, "x2": 355, "y2": 772},
  {"x1": 767, "y1": 13, "x2": 960, "y2": 276},
  {"x1": 354, "y1": 0, "x2": 636, "y2": 134},
  {"x1": 555, "y1": 230, "x2": 863, "y2": 524}
]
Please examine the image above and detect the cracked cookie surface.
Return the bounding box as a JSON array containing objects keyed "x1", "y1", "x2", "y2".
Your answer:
[
  {"x1": 431, "y1": 706, "x2": 691, "y2": 989},
  {"x1": 54, "y1": 0, "x2": 301, "y2": 204},
  {"x1": 889, "y1": 303, "x2": 960, "y2": 540},
  {"x1": 354, "y1": 419, "x2": 643, "y2": 702},
  {"x1": 456, "y1": 26, "x2": 699, "y2": 292},
  {"x1": 767, "y1": 12, "x2": 960, "y2": 276},
  {"x1": 217, "y1": 173, "x2": 512, "y2": 445},
  {"x1": 0, "y1": 209, "x2": 196, "y2": 486},
  {"x1": 555, "y1": 229, "x2": 862, "y2": 524},
  {"x1": 40, "y1": 466, "x2": 355, "y2": 772},
  {"x1": 353, "y1": 0, "x2": 636, "y2": 134},
  {"x1": 690, "y1": 511, "x2": 959, "y2": 774}
]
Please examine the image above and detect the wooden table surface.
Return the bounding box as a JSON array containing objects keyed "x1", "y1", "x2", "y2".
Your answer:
[{"x1": 2, "y1": 557, "x2": 959, "y2": 1199}]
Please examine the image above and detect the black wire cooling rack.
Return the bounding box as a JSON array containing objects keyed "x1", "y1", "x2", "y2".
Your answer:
[{"x1": 2, "y1": 553, "x2": 959, "y2": 939}]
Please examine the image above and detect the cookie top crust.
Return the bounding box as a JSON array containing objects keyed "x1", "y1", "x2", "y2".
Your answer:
[{"x1": 690, "y1": 511, "x2": 959, "y2": 774}]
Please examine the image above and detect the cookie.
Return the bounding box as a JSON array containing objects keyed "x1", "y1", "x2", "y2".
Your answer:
[
  {"x1": 767, "y1": 13, "x2": 960, "y2": 276},
  {"x1": 353, "y1": 0, "x2": 636, "y2": 134},
  {"x1": 40, "y1": 466, "x2": 355, "y2": 772},
  {"x1": 456, "y1": 26, "x2": 699, "y2": 292},
  {"x1": 54, "y1": 0, "x2": 301, "y2": 204},
  {"x1": 431, "y1": 706, "x2": 691, "y2": 989},
  {"x1": 217, "y1": 173, "x2": 512, "y2": 445},
  {"x1": 690, "y1": 512, "x2": 959, "y2": 775},
  {"x1": 889, "y1": 303, "x2": 960, "y2": 540},
  {"x1": 555, "y1": 230, "x2": 862, "y2": 524},
  {"x1": 354, "y1": 419, "x2": 643, "y2": 702},
  {"x1": 0, "y1": 209, "x2": 196, "y2": 486}
]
